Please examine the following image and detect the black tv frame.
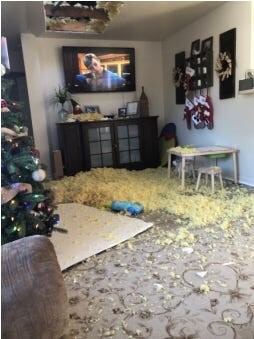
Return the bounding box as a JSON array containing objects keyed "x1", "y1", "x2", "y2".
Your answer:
[{"x1": 62, "y1": 46, "x2": 136, "y2": 93}]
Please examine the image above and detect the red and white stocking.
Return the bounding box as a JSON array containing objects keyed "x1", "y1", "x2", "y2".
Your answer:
[
  {"x1": 192, "y1": 95, "x2": 204, "y2": 129},
  {"x1": 184, "y1": 98, "x2": 194, "y2": 129},
  {"x1": 198, "y1": 95, "x2": 214, "y2": 129}
]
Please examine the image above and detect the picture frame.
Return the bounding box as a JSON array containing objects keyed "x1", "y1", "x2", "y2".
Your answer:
[
  {"x1": 118, "y1": 107, "x2": 127, "y2": 117},
  {"x1": 245, "y1": 69, "x2": 254, "y2": 79},
  {"x1": 191, "y1": 39, "x2": 200, "y2": 56},
  {"x1": 201, "y1": 37, "x2": 213, "y2": 53},
  {"x1": 126, "y1": 101, "x2": 139, "y2": 116},
  {"x1": 84, "y1": 105, "x2": 100, "y2": 113}
]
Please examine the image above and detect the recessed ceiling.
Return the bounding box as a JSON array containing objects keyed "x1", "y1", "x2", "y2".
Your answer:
[{"x1": 2, "y1": 1, "x2": 224, "y2": 44}]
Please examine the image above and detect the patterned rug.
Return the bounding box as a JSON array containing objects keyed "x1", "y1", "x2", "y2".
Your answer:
[{"x1": 64, "y1": 211, "x2": 254, "y2": 339}]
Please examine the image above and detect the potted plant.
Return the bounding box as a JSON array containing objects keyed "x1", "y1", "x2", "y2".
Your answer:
[{"x1": 53, "y1": 86, "x2": 72, "y2": 121}]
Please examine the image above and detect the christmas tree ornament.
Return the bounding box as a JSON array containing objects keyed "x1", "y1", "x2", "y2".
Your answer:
[
  {"x1": 1, "y1": 127, "x2": 18, "y2": 137},
  {"x1": 31, "y1": 147, "x2": 40, "y2": 158},
  {"x1": 1, "y1": 98, "x2": 8, "y2": 108},
  {"x1": 32, "y1": 169, "x2": 46, "y2": 182},
  {"x1": 1, "y1": 64, "x2": 6, "y2": 76},
  {"x1": 1, "y1": 183, "x2": 32, "y2": 205}
]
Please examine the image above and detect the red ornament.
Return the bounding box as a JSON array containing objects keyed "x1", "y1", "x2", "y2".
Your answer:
[
  {"x1": 1, "y1": 99, "x2": 8, "y2": 108},
  {"x1": 31, "y1": 148, "x2": 40, "y2": 158}
]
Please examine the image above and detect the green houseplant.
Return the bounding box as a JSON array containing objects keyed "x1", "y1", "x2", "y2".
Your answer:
[{"x1": 53, "y1": 86, "x2": 72, "y2": 121}]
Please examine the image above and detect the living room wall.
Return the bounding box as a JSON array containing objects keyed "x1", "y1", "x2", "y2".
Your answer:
[
  {"x1": 21, "y1": 34, "x2": 164, "y2": 172},
  {"x1": 162, "y1": 1, "x2": 254, "y2": 186}
]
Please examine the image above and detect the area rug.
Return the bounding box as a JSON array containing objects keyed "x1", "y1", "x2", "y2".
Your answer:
[
  {"x1": 50, "y1": 203, "x2": 153, "y2": 270},
  {"x1": 64, "y1": 210, "x2": 254, "y2": 339}
]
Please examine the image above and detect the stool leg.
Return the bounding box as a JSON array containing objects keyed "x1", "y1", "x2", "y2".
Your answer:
[
  {"x1": 196, "y1": 172, "x2": 201, "y2": 191},
  {"x1": 211, "y1": 174, "x2": 215, "y2": 194},
  {"x1": 192, "y1": 164, "x2": 196, "y2": 180},
  {"x1": 178, "y1": 164, "x2": 181, "y2": 179},
  {"x1": 205, "y1": 173, "x2": 208, "y2": 185},
  {"x1": 219, "y1": 173, "x2": 223, "y2": 189}
]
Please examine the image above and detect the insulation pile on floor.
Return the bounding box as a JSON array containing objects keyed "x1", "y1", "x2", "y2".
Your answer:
[{"x1": 48, "y1": 168, "x2": 254, "y2": 232}]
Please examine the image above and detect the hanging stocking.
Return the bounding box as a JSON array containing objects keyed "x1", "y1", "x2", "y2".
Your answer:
[
  {"x1": 184, "y1": 98, "x2": 194, "y2": 129},
  {"x1": 205, "y1": 95, "x2": 214, "y2": 129},
  {"x1": 191, "y1": 95, "x2": 203, "y2": 129},
  {"x1": 198, "y1": 94, "x2": 214, "y2": 129}
]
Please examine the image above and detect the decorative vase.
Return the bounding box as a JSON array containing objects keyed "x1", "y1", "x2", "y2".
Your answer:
[
  {"x1": 58, "y1": 103, "x2": 69, "y2": 122},
  {"x1": 138, "y1": 86, "x2": 149, "y2": 117}
]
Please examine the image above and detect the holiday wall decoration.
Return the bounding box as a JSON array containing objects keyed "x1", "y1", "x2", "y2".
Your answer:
[
  {"x1": 183, "y1": 94, "x2": 214, "y2": 130},
  {"x1": 174, "y1": 51, "x2": 186, "y2": 104},
  {"x1": 1, "y1": 65, "x2": 59, "y2": 244},
  {"x1": 176, "y1": 35, "x2": 214, "y2": 129},
  {"x1": 217, "y1": 28, "x2": 236, "y2": 99},
  {"x1": 188, "y1": 37, "x2": 213, "y2": 91}
]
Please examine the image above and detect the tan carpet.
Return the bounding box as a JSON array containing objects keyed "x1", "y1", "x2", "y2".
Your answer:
[
  {"x1": 64, "y1": 210, "x2": 254, "y2": 339},
  {"x1": 50, "y1": 203, "x2": 152, "y2": 270}
]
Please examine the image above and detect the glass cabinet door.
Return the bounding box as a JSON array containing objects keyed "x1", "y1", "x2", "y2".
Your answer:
[
  {"x1": 117, "y1": 124, "x2": 141, "y2": 164},
  {"x1": 88, "y1": 126, "x2": 113, "y2": 168}
]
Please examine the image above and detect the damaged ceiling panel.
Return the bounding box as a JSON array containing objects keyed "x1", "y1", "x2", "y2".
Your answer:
[{"x1": 44, "y1": 1, "x2": 124, "y2": 34}]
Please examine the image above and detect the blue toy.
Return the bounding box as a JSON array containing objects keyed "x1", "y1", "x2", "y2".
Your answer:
[{"x1": 111, "y1": 201, "x2": 144, "y2": 215}]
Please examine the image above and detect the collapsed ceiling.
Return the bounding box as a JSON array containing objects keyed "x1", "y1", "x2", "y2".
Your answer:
[{"x1": 44, "y1": 1, "x2": 124, "y2": 33}]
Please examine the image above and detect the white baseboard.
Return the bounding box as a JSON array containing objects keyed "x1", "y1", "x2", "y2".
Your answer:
[{"x1": 223, "y1": 176, "x2": 254, "y2": 187}]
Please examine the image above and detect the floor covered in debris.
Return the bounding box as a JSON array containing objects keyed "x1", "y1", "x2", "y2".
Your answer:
[{"x1": 49, "y1": 168, "x2": 254, "y2": 338}]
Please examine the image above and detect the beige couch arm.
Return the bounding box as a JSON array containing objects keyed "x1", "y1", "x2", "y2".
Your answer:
[{"x1": 1, "y1": 235, "x2": 69, "y2": 339}]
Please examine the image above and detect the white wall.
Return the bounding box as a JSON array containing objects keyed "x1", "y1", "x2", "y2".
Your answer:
[
  {"x1": 162, "y1": 1, "x2": 254, "y2": 186},
  {"x1": 21, "y1": 34, "x2": 164, "y2": 172}
]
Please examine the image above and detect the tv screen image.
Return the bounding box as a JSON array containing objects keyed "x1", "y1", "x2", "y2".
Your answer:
[{"x1": 63, "y1": 47, "x2": 136, "y2": 93}]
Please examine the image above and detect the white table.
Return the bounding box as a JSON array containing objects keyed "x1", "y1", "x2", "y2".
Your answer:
[{"x1": 167, "y1": 146, "x2": 238, "y2": 189}]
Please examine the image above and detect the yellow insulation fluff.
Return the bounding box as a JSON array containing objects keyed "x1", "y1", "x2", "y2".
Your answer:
[{"x1": 48, "y1": 167, "x2": 254, "y2": 229}]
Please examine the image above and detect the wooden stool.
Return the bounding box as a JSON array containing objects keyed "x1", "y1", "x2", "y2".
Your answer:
[
  {"x1": 196, "y1": 166, "x2": 223, "y2": 194},
  {"x1": 174, "y1": 159, "x2": 195, "y2": 180}
]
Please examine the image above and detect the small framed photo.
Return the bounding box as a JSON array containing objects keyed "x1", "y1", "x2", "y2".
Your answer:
[
  {"x1": 191, "y1": 39, "x2": 200, "y2": 56},
  {"x1": 201, "y1": 37, "x2": 213, "y2": 53},
  {"x1": 245, "y1": 69, "x2": 254, "y2": 79},
  {"x1": 84, "y1": 105, "x2": 100, "y2": 113},
  {"x1": 118, "y1": 107, "x2": 127, "y2": 117},
  {"x1": 126, "y1": 101, "x2": 139, "y2": 116}
]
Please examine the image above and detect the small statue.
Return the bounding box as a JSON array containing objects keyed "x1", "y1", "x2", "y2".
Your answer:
[{"x1": 138, "y1": 86, "x2": 149, "y2": 117}]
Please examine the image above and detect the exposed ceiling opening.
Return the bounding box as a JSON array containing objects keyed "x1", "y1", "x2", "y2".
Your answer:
[
  {"x1": 1, "y1": 1, "x2": 224, "y2": 45},
  {"x1": 44, "y1": 1, "x2": 124, "y2": 34}
]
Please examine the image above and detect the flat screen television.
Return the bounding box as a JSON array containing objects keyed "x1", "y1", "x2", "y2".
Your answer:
[{"x1": 63, "y1": 46, "x2": 136, "y2": 93}]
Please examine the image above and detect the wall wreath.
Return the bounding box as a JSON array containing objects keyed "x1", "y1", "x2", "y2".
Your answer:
[
  {"x1": 173, "y1": 67, "x2": 184, "y2": 88},
  {"x1": 215, "y1": 52, "x2": 232, "y2": 81}
]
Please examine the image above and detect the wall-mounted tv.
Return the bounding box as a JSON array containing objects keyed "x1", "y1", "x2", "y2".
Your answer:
[{"x1": 63, "y1": 47, "x2": 136, "y2": 93}]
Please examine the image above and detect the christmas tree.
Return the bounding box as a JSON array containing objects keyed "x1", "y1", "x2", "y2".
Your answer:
[{"x1": 1, "y1": 64, "x2": 59, "y2": 244}]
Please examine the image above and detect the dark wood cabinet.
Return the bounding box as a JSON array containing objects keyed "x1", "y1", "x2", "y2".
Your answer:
[{"x1": 57, "y1": 116, "x2": 159, "y2": 176}]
